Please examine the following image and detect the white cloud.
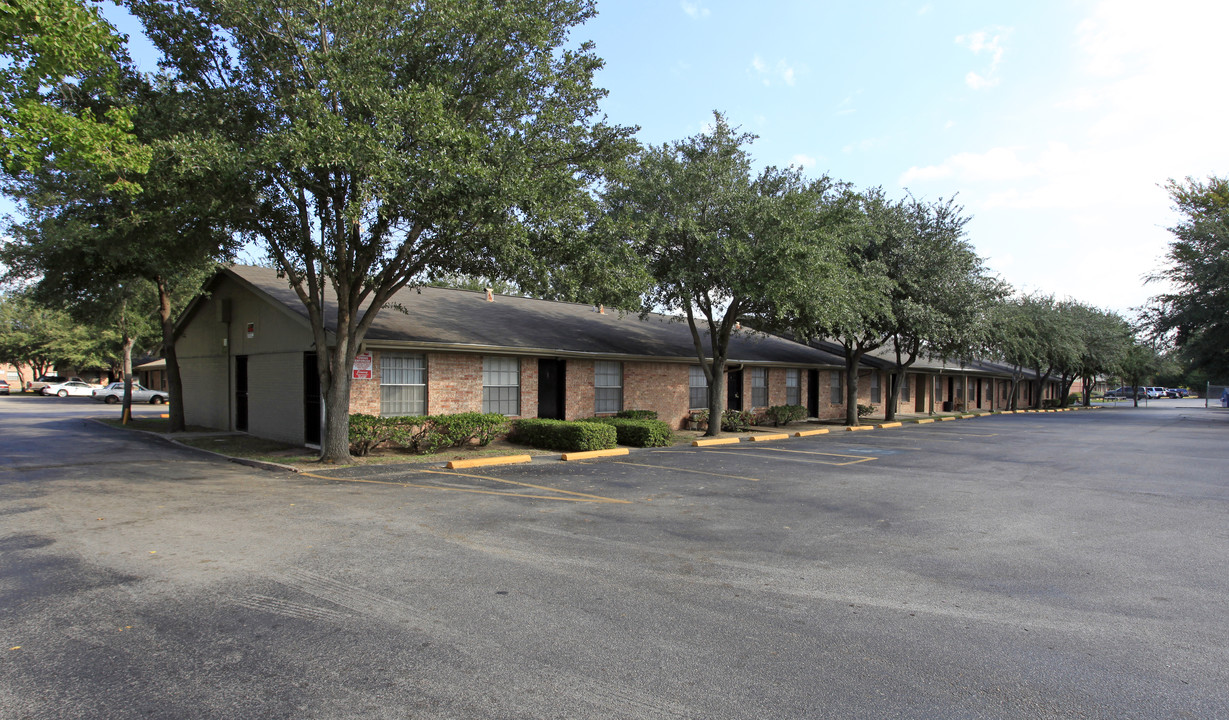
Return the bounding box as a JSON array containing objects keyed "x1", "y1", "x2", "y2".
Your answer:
[
  {"x1": 956, "y1": 27, "x2": 1009, "y2": 90},
  {"x1": 791, "y1": 154, "x2": 818, "y2": 169},
  {"x1": 681, "y1": 0, "x2": 710, "y2": 19},
  {"x1": 749, "y1": 55, "x2": 801, "y2": 87}
]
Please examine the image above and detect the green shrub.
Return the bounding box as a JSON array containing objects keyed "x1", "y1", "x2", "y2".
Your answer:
[
  {"x1": 721, "y1": 409, "x2": 755, "y2": 431},
  {"x1": 511, "y1": 418, "x2": 617, "y2": 452},
  {"x1": 615, "y1": 409, "x2": 658, "y2": 420},
  {"x1": 422, "y1": 412, "x2": 509, "y2": 453},
  {"x1": 584, "y1": 417, "x2": 673, "y2": 447},
  {"x1": 765, "y1": 404, "x2": 806, "y2": 427},
  {"x1": 349, "y1": 414, "x2": 392, "y2": 456},
  {"x1": 857, "y1": 403, "x2": 876, "y2": 418}
]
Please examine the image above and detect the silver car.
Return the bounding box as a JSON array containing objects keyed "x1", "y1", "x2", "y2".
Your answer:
[{"x1": 92, "y1": 382, "x2": 169, "y2": 405}]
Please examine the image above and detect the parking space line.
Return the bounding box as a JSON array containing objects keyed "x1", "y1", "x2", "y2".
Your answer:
[
  {"x1": 612, "y1": 461, "x2": 761, "y2": 482},
  {"x1": 742, "y1": 447, "x2": 885, "y2": 460},
  {"x1": 906, "y1": 430, "x2": 1000, "y2": 438},
  {"x1": 704, "y1": 449, "x2": 875, "y2": 466},
  {"x1": 300, "y1": 470, "x2": 628, "y2": 504},
  {"x1": 420, "y1": 469, "x2": 631, "y2": 504}
]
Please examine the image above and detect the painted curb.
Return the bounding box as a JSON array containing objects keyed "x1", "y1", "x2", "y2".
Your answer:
[
  {"x1": 560, "y1": 448, "x2": 630, "y2": 461},
  {"x1": 794, "y1": 428, "x2": 830, "y2": 437},
  {"x1": 876, "y1": 422, "x2": 903, "y2": 429},
  {"x1": 446, "y1": 454, "x2": 533, "y2": 469},
  {"x1": 692, "y1": 437, "x2": 741, "y2": 447},
  {"x1": 846, "y1": 425, "x2": 873, "y2": 432},
  {"x1": 913, "y1": 418, "x2": 935, "y2": 424},
  {"x1": 938, "y1": 416, "x2": 957, "y2": 421},
  {"x1": 747, "y1": 433, "x2": 790, "y2": 442}
]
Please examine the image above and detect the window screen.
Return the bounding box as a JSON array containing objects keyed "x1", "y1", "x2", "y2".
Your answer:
[
  {"x1": 902, "y1": 373, "x2": 911, "y2": 402},
  {"x1": 870, "y1": 373, "x2": 881, "y2": 404},
  {"x1": 785, "y1": 369, "x2": 800, "y2": 406},
  {"x1": 381, "y1": 353, "x2": 426, "y2": 416},
  {"x1": 689, "y1": 365, "x2": 708, "y2": 409},
  {"x1": 830, "y1": 370, "x2": 843, "y2": 404},
  {"x1": 751, "y1": 368, "x2": 768, "y2": 408},
  {"x1": 594, "y1": 361, "x2": 623, "y2": 414},
  {"x1": 483, "y1": 356, "x2": 520, "y2": 415}
]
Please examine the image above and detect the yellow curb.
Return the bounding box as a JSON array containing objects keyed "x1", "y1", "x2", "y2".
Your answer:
[
  {"x1": 846, "y1": 425, "x2": 874, "y2": 431},
  {"x1": 794, "y1": 428, "x2": 830, "y2": 437},
  {"x1": 913, "y1": 418, "x2": 935, "y2": 424},
  {"x1": 938, "y1": 416, "x2": 957, "y2": 421},
  {"x1": 746, "y1": 433, "x2": 790, "y2": 442},
  {"x1": 876, "y1": 422, "x2": 903, "y2": 429},
  {"x1": 160, "y1": 413, "x2": 169, "y2": 419},
  {"x1": 446, "y1": 454, "x2": 533, "y2": 469},
  {"x1": 959, "y1": 414, "x2": 976, "y2": 419},
  {"x1": 692, "y1": 437, "x2": 741, "y2": 447},
  {"x1": 560, "y1": 448, "x2": 630, "y2": 461}
]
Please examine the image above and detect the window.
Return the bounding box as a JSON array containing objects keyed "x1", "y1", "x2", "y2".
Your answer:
[
  {"x1": 483, "y1": 356, "x2": 520, "y2": 415},
  {"x1": 871, "y1": 372, "x2": 881, "y2": 404},
  {"x1": 902, "y1": 373, "x2": 911, "y2": 402},
  {"x1": 594, "y1": 361, "x2": 623, "y2": 414},
  {"x1": 830, "y1": 370, "x2": 843, "y2": 404},
  {"x1": 689, "y1": 365, "x2": 708, "y2": 409},
  {"x1": 381, "y1": 353, "x2": 425, "y2": 416},
  {"x1": 785, "y1": 369, "x2": 801, "y2": 406},
  {"x1": 751, "y1": 367, "x2": 768, "y2": 407}
]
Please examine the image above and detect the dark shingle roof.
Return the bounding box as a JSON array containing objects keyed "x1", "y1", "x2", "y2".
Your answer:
[{"x1": 225, "y1": 265, "x2": 845, "y2": 366}]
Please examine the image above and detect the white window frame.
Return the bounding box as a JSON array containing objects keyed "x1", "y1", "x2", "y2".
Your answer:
[
  {"x1": 785, "y1": 368, "x2": 801, "y2": 406},
  {"x1": 594, "y1": 360, "x2": 623, "y2": 414},
  {"x1": 751, "y1": 367, "x2": 768, "y2": 408},
  {"x1": 482, "y1": 356, "x2": 520, "y2": 416},
  {"x1": 689, "y1": 365, "x2": 708, "y2": 410},
  {"x1": 380, "y1": 353, "x2": 426, "y2": 416}
]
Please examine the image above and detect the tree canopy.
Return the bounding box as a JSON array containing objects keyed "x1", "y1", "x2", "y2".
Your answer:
[
  {"x1": 130, "y1": 0, "x2": 635, "y2": 460},
  {"x1": 1145, "y1": 176, "x2": 1229, "y2": 379}
]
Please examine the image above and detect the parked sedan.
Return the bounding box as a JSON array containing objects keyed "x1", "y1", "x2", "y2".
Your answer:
[
  {"x1": 0, "y1": 379, "x2": 9, "y2": 395},
  {"x1": 1166, "y1": 388, "x2": 1191, "y2": 398},
  {"x1": 91, "y1": 382, "x2": 169, "y2": 405},
  {"x1": 41, "y1": 380, "x2": 98, "y2": 398}
]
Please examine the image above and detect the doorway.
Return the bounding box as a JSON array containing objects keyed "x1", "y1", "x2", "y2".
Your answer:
[
  {"x1": 304, "y1": 353, "x2": 321, "y2": 445},
  {"x1": 807, "y1": 369, "x2": 819, "y2": 417},
  {"x1": 915, "y1": 374, "x2": 926, "y2": 412},
  {"x1": 235, "y1": 355, "x2": 248, "y2": 432},
  {"x1": 537, "y1": 359, "x2": 566, "y2": 419},
  {"x1": 727, "y1": 368, "x2": 744, "y2": 411}
]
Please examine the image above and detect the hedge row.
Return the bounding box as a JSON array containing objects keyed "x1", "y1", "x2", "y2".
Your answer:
[
  {"x1": 510, "y1": 418, "x2": 617, "y2": 452},
  {"x1": 348, "y1": 412, "x2": 510, "y2": 456},
  {"x1": 582, "y1": 417, "x2": 673, "y2": 447}
]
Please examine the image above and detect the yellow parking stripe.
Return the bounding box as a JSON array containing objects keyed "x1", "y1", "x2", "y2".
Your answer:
[
  {"x1": 612, "y1": 461, "x2": 761, "y2": 482},
  {"x1": 300, "y1": 470, "x2": 628, "y2": 504},
  {"x1": 704, "y1": 449, "x2": 874, "y2": 466},
  {"x1": 420, "y1": 469, "x2": 630, "y2": 503}
]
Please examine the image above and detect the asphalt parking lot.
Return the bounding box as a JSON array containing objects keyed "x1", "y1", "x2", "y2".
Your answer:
[{"x1": 2, "y1": 398, "x2": 1228, "y2": 718}]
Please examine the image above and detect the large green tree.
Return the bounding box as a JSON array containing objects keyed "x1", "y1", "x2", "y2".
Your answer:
[
  {"x1": 1, "y1": 0, "x2": 150, "y2": 191},
  {"x1": 879, "y1": 194, "x2": 1004, "y2": 421},
  {"x1": 600, "y1": 113, "x2": 852, "y2": 435},
  {"x1": 132, "y1": 0, "x2": 633, "y2": 462},
  {"x1": 1145, "y1": 176, "x2": 1229, "y2": 378}
]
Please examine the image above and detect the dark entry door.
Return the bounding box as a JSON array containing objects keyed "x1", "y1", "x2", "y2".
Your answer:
[
  {"x1": 807, "y1": 369, "x2": 819, "y2": 417},
  {"x1": 537, "y1": 359, "x2": 566, "y2": 419},
  {"x1": 304, "y1": 352, "x2": 321, "y2": 445},
  {"x1": 727, "y1": 369, "x2": 744, "y2": 411},
  {"x1": 915, "y1": 374, "x2": 926, "y2": 412},
  {"x1": 235, "y1": 355, "x2": 249, "y2": 432}
]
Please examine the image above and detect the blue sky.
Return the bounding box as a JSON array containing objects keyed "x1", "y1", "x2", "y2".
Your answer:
[
  {"x1": 22, "y1": 0, "x2": 1228, "y2": 319},
  {"x1": 577, "y1": 0, "x2": 1229, "y2": 318}
]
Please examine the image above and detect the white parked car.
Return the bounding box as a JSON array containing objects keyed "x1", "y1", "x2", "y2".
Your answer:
[
  {"x1": 40, "y1": 380, "x2": 97, "y2": 398},
  {"x1": 91, "y1": 382, "x2": 169, "y2": 405}
]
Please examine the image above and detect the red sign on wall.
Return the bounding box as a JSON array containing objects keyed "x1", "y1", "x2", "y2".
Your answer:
[{"x1": 352, "y1": 352, "x2": 373, "y2": 380}]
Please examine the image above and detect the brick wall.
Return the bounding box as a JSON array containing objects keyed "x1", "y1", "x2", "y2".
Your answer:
[
  {"x1": 520, "y1": 359, "x2": 538, "y2": 419},
  {"x1": 563, "y1": 358, "x2": 594, "y2": 420},
  {"x1": 625, "y1": 361, "x2": 690, "y2": 428},
  {"x1": 427, "y1": 352, "x2": 483, "y2": 414},
  {"x1": 349, "y1": 351, "x2": 381, "y2": 415}
]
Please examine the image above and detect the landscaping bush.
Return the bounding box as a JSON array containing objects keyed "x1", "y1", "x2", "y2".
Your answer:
[
  {"x1": 421, "y1": 412, "x2": 509, "y2": 453},
  {"x1": 615, "y1": 409, "x2": 658, "y2": 420},
  {"x1": 856, "y1": 403, "x2": 876, "y2": 418},
  {"x1": 584, "y1": 417, "x2": 673, "y2": 447},
  {"x1": 764, "y1": 404, "x2": 806, "y2": 427},
  {"x1": 348, "y1": 412, "x2": 509, "y2": 456},
  {"x1": 721, "y1": 408, "x2": 756, "y2": 431},
  {"x1": 511, "y1": 418, "x2": 617, "y2": 452}
]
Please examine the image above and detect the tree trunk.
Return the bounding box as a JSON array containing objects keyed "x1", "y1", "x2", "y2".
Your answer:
[
  {"x1": 1081, "y1": 375, "x2": 1093, "y2": 406},
  {"x1": 884, "y1": 371, "x2": 902, "y2": 422},
  {"x1": 318, "y1": 335, "x2": 358, "y2": 463},
  {"x1": 156, "y1": 276, "x2": 187, "y2": 432},
  {"x1": 844, "y1": 351, "x2": 864, "y2": 426},
  {"x1": 704, "y1": 358, "x2": 727, "y2": 437},
  {"x1": 121, "y1": 334, "x2": 134, "y2": 425}
]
